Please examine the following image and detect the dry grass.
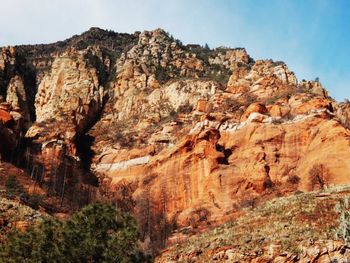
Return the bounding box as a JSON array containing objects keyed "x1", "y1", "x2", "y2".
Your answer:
[{"x1": 163, "y1": 185, "x2": 350, "y2": 262}]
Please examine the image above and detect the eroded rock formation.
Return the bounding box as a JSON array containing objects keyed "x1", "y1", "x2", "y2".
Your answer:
[{"x1": 0, "y1": 27, "x2": 350, "y2": 256}]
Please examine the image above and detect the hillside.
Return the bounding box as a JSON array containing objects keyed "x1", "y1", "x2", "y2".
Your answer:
[
  {"x1": 1, "y1": 27, "x2": 350, "y2": 260},
  {"x1": 156, "y1": 185, "x2": 350, "y2": 262}
]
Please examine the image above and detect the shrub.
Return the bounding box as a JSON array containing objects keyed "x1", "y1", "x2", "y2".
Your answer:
[
  {"x1": 5, "y1": 175, "x2": 44, "y2": 209},
  {"x1": 239, "y1": 198, "x2": 256, "y2": 209},
  {"x1": 0, "y1": 203, "x2": 149, "y2": 263},
  {"x1": 155, "y1": 66, "x2": 169, "y2": 83},
  {"x1": 263, "y1": 178, "x2": 274, "y2": 189},
  {"x1": 5, "y1": 175, "x2": 25, "y2": 198},
  {"x1": 223, "y1": 97, "x2": 240, "y2": 112},
  {"x1": 177, "y1": 102, "x2": 193, "y2": 114},
  {"x1": 309, "y1": 164, "x2": 329, "y2": 190},
  {"x1": 24, "y1": 194, "x2": 43, "y2": 210},
  {"x1": 287, "y1": 175, "x2": 301, "y2": 185}
]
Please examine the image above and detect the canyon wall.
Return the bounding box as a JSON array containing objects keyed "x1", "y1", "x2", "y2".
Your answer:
[{"x1": 1, "y1": 28, "x2": 350, "y2": 251}]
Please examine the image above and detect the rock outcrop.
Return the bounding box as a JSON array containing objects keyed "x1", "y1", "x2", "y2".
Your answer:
[
  {"x1": 26, "y1": 48, "x2": 105, "y2": 145},
  {"x1": 0, "y1": 27, "x2": 350, "y2": 256}
]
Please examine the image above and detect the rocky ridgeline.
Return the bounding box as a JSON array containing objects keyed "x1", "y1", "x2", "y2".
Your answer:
[{"x1": 1, "y1": 27, "x2": 350, "y2": 257}]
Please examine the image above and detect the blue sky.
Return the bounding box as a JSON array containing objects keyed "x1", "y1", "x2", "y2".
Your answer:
[{"x1": 1, "y1": 0, "x2": 349, "y2": 101}]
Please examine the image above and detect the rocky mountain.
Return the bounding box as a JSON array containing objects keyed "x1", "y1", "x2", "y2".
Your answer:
[{"x1": 1, "y1": 27, "x2": 350, "y2": 260}]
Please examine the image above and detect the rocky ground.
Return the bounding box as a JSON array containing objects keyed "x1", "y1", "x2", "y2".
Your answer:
[
  {"x1": 156, "y1": 185, "x2": 350, "y2": 262},
  {"x1": 0, "y1": 161, "x2": 72, "y2": 234}
]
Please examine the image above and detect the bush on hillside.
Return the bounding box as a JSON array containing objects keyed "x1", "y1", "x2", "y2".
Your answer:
[
  {"x1": 5, "y1": 175, "x2": 25, "y2": 198},
  {"x1": 0, "y1": 203, "x2": 149, "y2": 263},
  {"x1": 4, "y1": 175, "x2": 43, "y2": 209}
]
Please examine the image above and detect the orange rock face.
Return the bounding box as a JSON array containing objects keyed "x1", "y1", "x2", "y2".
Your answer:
[
  {"x1": 1, "y1": 28, "x2": 350, "y2": 253},
  {"x1": 0, "y1": 109, "x2": 12, "y2": 125},
  {"x1": 241, "y1": 103, "x2": 268, "y2": 121},
  {"x1": 98, "y1": 114, "x2": 350, "y2": 236}
]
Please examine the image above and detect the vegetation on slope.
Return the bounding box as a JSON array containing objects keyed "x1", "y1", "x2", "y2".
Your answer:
[
  {"x1": 160, "y1": 185, "x2": 350, "y2": 262},
  {"x1": 0, "y1": 202, "x2": 149, "y2": 263}
]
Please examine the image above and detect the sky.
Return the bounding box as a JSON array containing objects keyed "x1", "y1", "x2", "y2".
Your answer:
[{"x1": 0, "y1": 0, "x2": 349, "y2": 101}]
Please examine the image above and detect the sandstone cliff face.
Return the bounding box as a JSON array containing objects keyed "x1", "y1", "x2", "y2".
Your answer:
[
  {"x1": 6, "y1": 75, "x2": 31, "y2": 127},
  {"x1": 0, "y1": 101, "x2": 25, "y2": 161},
  {"x1": 227, "y1": 59, "x2": 298, "y2": 99},
  {"x1": 96, "y1": 106, "x2": 350, "y2": 233},
  {"x1": 27, "y1": 48, "x2": 105, "y2": 144},
  {"x1": 0, "y1": 28, "x2": 350, "y2": 254},
  {"x1": 336, "y1": 101, "x2": 350, "y2": 128},
  {"x1": 208, "y1": 48, "x2": 252, "y2": 70}
]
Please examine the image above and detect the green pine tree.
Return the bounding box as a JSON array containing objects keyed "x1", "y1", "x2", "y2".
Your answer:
[{"x1": 0, "y1": 203, "x2": 149, "y2": 262}]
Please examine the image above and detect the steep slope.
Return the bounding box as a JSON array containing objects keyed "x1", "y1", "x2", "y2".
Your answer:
[
  {"x1": 1, "y1": 27, "x2": 350, "y2": 254},
  {"x1": 156, "y1": 185, "x2": 350, "y2": 262}
]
